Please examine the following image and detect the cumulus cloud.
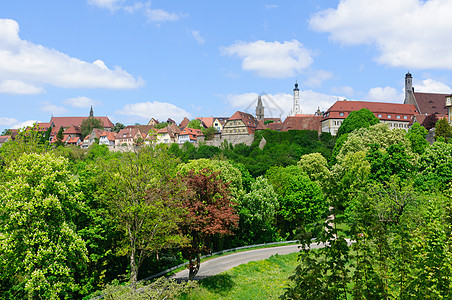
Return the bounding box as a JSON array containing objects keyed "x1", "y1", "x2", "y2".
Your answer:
[
  {"x1": 221, "y1": 40, "x2": 313, "y2": 78},
  {"x1": 87, "y1": 0, "x2": 124, "y2": 11},
  {"x1": 117, "y1": 101, "x2": 191, "y2": 123},
  {"x1": 414, "y1": 78, "x2": 452, "y2": 94},
  {"x1": 41, "y1": 102, "x2": 69, "y2": 115},
  {"x1": 225, "y1": 90, "x2": 339, "y2": 117},
  {"x1": 145, "y1": 8, "x2": 181, "y2": 23},
  {"x1": 309, "y1": 0, "x2": 452, "y2": 69},
  {"x1": 265, "y1": 4, "x2": 278, "y2": 9},
  {"x1": 0, "y1": 80, "x2": 44, "y2": 94},
  {"x1": 0, "y1": 19, "x2": 143, "y2": 91},
  {"x1": 366, "y1": 86, "x2": 403, "y2": 102},
  {"x1": 64, "y1": 96, "x2": 100, "y2": 108},
  {"x1": 0, "y1": 117, "x2": 19, "y2": 126},
  {"x1": 191, "y1": 30, "x2": 205, "y2": 45},
  {"x1": 303, "y1": 70, "x2": 332, "y2": 88}
]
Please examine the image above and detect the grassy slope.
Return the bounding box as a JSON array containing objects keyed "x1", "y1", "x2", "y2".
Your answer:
[{"x1": 180, "y1": 252, "x2": 299, "y2": 300}]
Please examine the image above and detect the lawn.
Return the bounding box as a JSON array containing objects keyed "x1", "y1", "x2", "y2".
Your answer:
[{"x1": 180, "y1": 252, "x2": 299, "y2": 300}]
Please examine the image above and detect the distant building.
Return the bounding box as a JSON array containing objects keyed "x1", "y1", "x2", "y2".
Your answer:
[
  {"x1": 289, "y1": 81, "x2": 301, "y2": 116},
  {"x1": 222, "y1": 111, "x2": 259, "y2": 136},
  {"x1": 178, "y1": 127, "x2": 203, "y2": 144},
  {"x1": 322, "y1": 100, "x2": 419, "y2": 135},
  {"x1": 256, "y1": 95, "x2": 264, "y2": 121}
]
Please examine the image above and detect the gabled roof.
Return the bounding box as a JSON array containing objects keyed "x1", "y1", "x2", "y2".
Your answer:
[
  {"x1": 323, "y1": 100, "x2": 419, "y2": 121},
  {"x1": 256, "y1": 120, "x2": 267, "y2": 130},
  {"x1": 0, "y1": 135, "x2": 11, "y2": 143},
  {"x1": 50, "y1": 116, "x2": 114, "y2": 130},
  {"x1": 281, "y1": 115, "x2": 323, "y2": 132},
  {"x1": 227, "y1": 111, "x2": 259, "y2": 134},
  {"x1": 156, "y1": 124, "x2": 181, "y2": 138},
  {"x1": 117, "y1": 127, "x2": 141, "y2": 139},
  {"x1": 197, "y1": 117, "x2": 214, "y2": 128},
  {"x1": 266, "y1": 122, "x2": 284, "y2": 131},
  {"x1": 179, "y1": 127, "x2": 203, "y2": 141},
  {"x1": 179, "y1": 117, "x2": 190, "y2": 128},
  {"x1": 37, "y1": 122, "x2": 52, "y2": 132},
  {"x1": 66, "y1": 136, "x2": 81, "y2": 144},
  {"x1": 413, "y1": 92, "x2": 448, "y2": 115},
  {"x1": 63, "y1": 125, "x2": 81, "y2": 135},
  {"x1": 100, "y1": 131, "x2": 117, "y2": 141}
]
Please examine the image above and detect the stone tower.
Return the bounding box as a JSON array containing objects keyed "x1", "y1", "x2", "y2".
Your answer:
[
  {"x1": 404, "y1": 72, "x2": 413, "y2": 105},
  {"x1": 290, "y1": 81, "x2": 301, "y2": 116},
  {"x1": 256, "y1": 95, "x2": 264, "y2": 120}
]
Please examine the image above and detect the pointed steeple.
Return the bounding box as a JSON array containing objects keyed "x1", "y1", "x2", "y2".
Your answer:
[
  {"x1": 89, "y1": 105, "x2": 94, "y2": 118},
  {"x1": 256, "y1": 95, "x2": 264, "y2": 121}
]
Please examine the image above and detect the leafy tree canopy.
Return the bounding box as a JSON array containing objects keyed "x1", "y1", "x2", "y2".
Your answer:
[
  {"x1": 81, "y1": 117, "x2": 104, "y2": 138},
  {"x1": 336, "y1": 108, "x2": 380, "y2": 138},
  {"x1": 187, "y1": 119, "x2": 203, "y2": 130}
]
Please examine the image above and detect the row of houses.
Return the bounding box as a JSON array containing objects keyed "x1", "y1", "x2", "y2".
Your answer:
[{"x1": 2, "y1": 73, "x2": 451, "y2": 148}]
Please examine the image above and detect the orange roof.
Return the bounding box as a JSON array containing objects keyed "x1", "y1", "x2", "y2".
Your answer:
[
  {"x1": 100, "y1": 131, "x2": 117, "y2": 142},
  {"x1": 179, "y1": 117, "x2": 190, "y2": 128},
  {"x1": 323, "y1": 100, "x2": 419, "y2": 121},
  {"x1": 197, "y1": 117, "x2": 214, "y2": 128},
  {"x1": 228, "y1": 111, "x2": 259, "y2": 134},
  {"x1": 63, "y1": 125, "x2": 81, "y2": 135}
]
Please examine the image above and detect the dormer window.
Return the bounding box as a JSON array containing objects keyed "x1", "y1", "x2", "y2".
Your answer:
[
  {"x1": 339, "y1": 112, "x2": 344, "y2": 116},
  {"x1": 388, "y1": 115, "x2": 392, "y2": 118}
]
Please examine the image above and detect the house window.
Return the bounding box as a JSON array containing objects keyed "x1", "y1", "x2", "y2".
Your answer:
[
  {"x1": 388, "y1": 115, "x2": 391, "y2": 118},
  {"x1": 378, "y1": 114, "x2": 382, "y2": 118},
  {"x1": 397, "y1": 115, "x2": 400, "y2": 119},
  {"x1": 404, "y1": 116, "x2": 407, "y2": 119},
  {"x1": 339, "y1": 112, "x2": 344, "y2": 116}
]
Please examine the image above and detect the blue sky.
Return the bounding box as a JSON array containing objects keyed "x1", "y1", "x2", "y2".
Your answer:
[{"x1": 2, "y1": 0, "x2": 452, "y2": 132}]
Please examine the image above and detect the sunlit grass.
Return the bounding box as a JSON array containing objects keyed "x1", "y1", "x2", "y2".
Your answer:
[{"x1": 180, "y1": 252, "x2": 299, "y2": 300}]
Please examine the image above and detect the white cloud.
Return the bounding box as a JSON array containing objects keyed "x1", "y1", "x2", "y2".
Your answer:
[
  {"x1": 303, "y1": 70, "x2": 332, "y2": 88},
  {"x1": 309, "y1": 0, "x2": 452, "y2": 69},
  {"x1": 0, "y1": 117, "x2": 18, "y2": 126},
  {"x1": 414, "y1": 78, "x2": 452, "y2": 93},
  {"x1": 0, "y1": 80, "x2": 44, "y2": 94},
  {"x1": 11, "y1": 120, "x2": 38, "y2": 130},
  {"x1": 191, "y1": 30, "x2": 205, "y2": 45},
  {"x1": 366, "y1": 86, "x2": 403, "y2": 102},
  {"x1": 225, "y1": 90, "x2": 339, "y2": 117},
  {"x1": 41, "y1": 102, "x2": 68, "y2": 115},
  {"x1": 0, "y1": 19, "x2": 143, "y2": 90},
  {"x1": 221, "y1": 40, "x2": 313, "y2": 78},
  {"x1": 265, "y1": 4, "x2": 278, "y2": 9},
  {"x1": 64, "y1": 96, "x2": 100, "y2": 108},
  {"x1": 145, "y1": 8, "x2": 181, "y2": 23},
  {"x1": 87, "y1": 0, "x2": 124, "y2": 11},
  {"x1": 117, "y1": 101, "x2": 191, "y2": 123},
  {"x1": 332, "y1": 86, "x2": 354, "y2": 97}
]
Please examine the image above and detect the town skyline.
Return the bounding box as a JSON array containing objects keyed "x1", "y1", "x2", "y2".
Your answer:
[{"x1": 2, "y1": 0, "x2": 452, "y2": 132}]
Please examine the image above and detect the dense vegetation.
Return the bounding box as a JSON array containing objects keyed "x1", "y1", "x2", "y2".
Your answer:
[{"x1": 2, "y1": 113, "x2": 452, "y2": 299}]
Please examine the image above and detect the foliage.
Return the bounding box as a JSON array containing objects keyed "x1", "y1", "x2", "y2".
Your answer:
[
  {"x1": 297, "y1": 152, "x2": 330, "y2": 186},
  {"x1": 153, "y1": 122, "x2": 170, "y2": 129},
  {"x1": 336, "y1": 108, "x2": 380, "y2": 138},
  {"x1": 97, "y1": 277, "x2": 197, "y2": 300},
  {"x1": 112, "y1": 122, "x2": 126, "y2": 133},
  {"x1": 55, "y1": 125, "x2": 65, "y2": 147},
  {"x1": 81, "y1": 117, "x2": 104, "y2": 138},
  {"x1": 177, "y1": 169, "x2": 239, "y2": 279},
  {"x1": 202, "y1": 126, "x2": 217, "y2": 140},
  {"x1": 435, "y1": 118, "x2": 452, "y2": 142},
  {"x1": 238, "y1": 176, "x2": 279, "y2": 244},
  {"x1": 336, "y1": 123, "x2": 410, "y2": 164},
  {"x1": 406, "y1": 122, "x2": 429, "y2": 154},
  {"x1": 178, "y1": 158, "x2": 243, "y2": 201},
  {"x1": 187, "y1": 119, "x2": 203, "y2": 130},
  {"x1": 417, "y1": 141, "x2": 452, "y2": 190},
  {"x1": 0, "y1": 153, "x2": 88, "y2": 299},
  {"x1": 99, "y1": 146, "x2": 184, "y2": 289},
  {"x1": 421, "y1": 113, "x2": 439, "y2": 131}
]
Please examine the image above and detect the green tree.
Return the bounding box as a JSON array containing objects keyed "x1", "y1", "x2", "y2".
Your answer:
[
  {"x1": 54, "y1": 125, "x2": 65, "y2": 147},
  {"x1": 297, "y1": 152, "x2": 330, "y2": 187},
  {"x1": 202, "y1": 126, "x2": 216, "y2": 140},
  {"x1": 0, "y1": 153, "x2": 88, "y2": 299},
  {"x1": 435, "y1": 118, "x2": 451, "y2": 142},
  {"x1": 186, "y1": 119, "x2": 202, "y2": 129},
  {"x1": 336, "y1": 108, "x2": 380, "y2": 138},
  {"x1": 81, "y1": 117, "x2": 104, "y2": 138},
  {"x1": 100, "y1": 146, "x2": 184, "y2": 290},
  {"x1": 238, "y1": 176, "x2": 279, "y2": 244},
  {"x1": 112, "y1": 122, "x2": 125, "y2": 133},
  {"x1": 406, "y1": 122, "x2": 429, "y2": 154}
]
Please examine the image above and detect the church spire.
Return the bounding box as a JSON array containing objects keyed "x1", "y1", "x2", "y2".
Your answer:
[
  {"x1": 256, "y1": 95, "x2": 264, "y2": 121},
  {"x1": 89, "y1": 105, "x2": 94, "y2": 118}
]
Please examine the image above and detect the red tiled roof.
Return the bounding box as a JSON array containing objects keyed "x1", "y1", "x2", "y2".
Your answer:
[
  {"x1": 50, "y1": 116, "x2": 114, "y2": 130},
  {"x1": 100, "y1": 131, "x2": 117, "y2": 141},
  {"x1": 281, "y1": 115, "x2": 323, "y2": 132},
  {"x1": 228, "y1": 111, "x2": 259, "y2": 134},
  {"x1": 256, "y1": 120, "x2": 266, "y2": 130},
  {"x1": 37, "y1": 122, "x2": 52, "y2": 132},
  {"x1": 117, "y1": 127, "x2": 141, "y2": 139},
  {"x1": 63, "y1": 125, "x2": 81, "y2": 135},
  {"x1": 413, "y1": 92, "x2": 448, "y2": 115},
  {"x1": 179, "y1": 117, "x2": 190, "y2": 128},
  {"x1": 266, "y1": 122, "x2": 284, "y2": 131},
  {"x1": 197, "y1": 117, "x2": 214, "y2": 128},
  {"x1": 264, "y1": 118, "x2": 282, "y2": 123},
  {"x1": 0, "y1": 135, "x2": 11, "y2": 143},
  {"x1": 323, "y1": 100, "x2": 419, "y2": 122}
]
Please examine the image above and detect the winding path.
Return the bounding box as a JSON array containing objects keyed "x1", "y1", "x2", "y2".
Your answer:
[{"x1": 172, "y1": 243, "x2": 324, "y2": 280}]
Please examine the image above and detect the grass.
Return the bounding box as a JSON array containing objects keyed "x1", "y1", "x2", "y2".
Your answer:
[{"x1": 179, "y1": 252, "x2": 300, "y2": 300}]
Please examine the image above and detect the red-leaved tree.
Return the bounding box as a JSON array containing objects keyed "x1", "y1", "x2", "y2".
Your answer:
[{"x1": 177, "y1": 169, "x2": 239, "y2": 280}]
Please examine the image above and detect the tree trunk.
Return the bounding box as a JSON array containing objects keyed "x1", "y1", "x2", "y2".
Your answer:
[
  {"x1": 188, "y1": 253, "x2": 201, "y2": 280},
  {"x1": 130, "y1": 250, "x2": 138, "y2": 291}
]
